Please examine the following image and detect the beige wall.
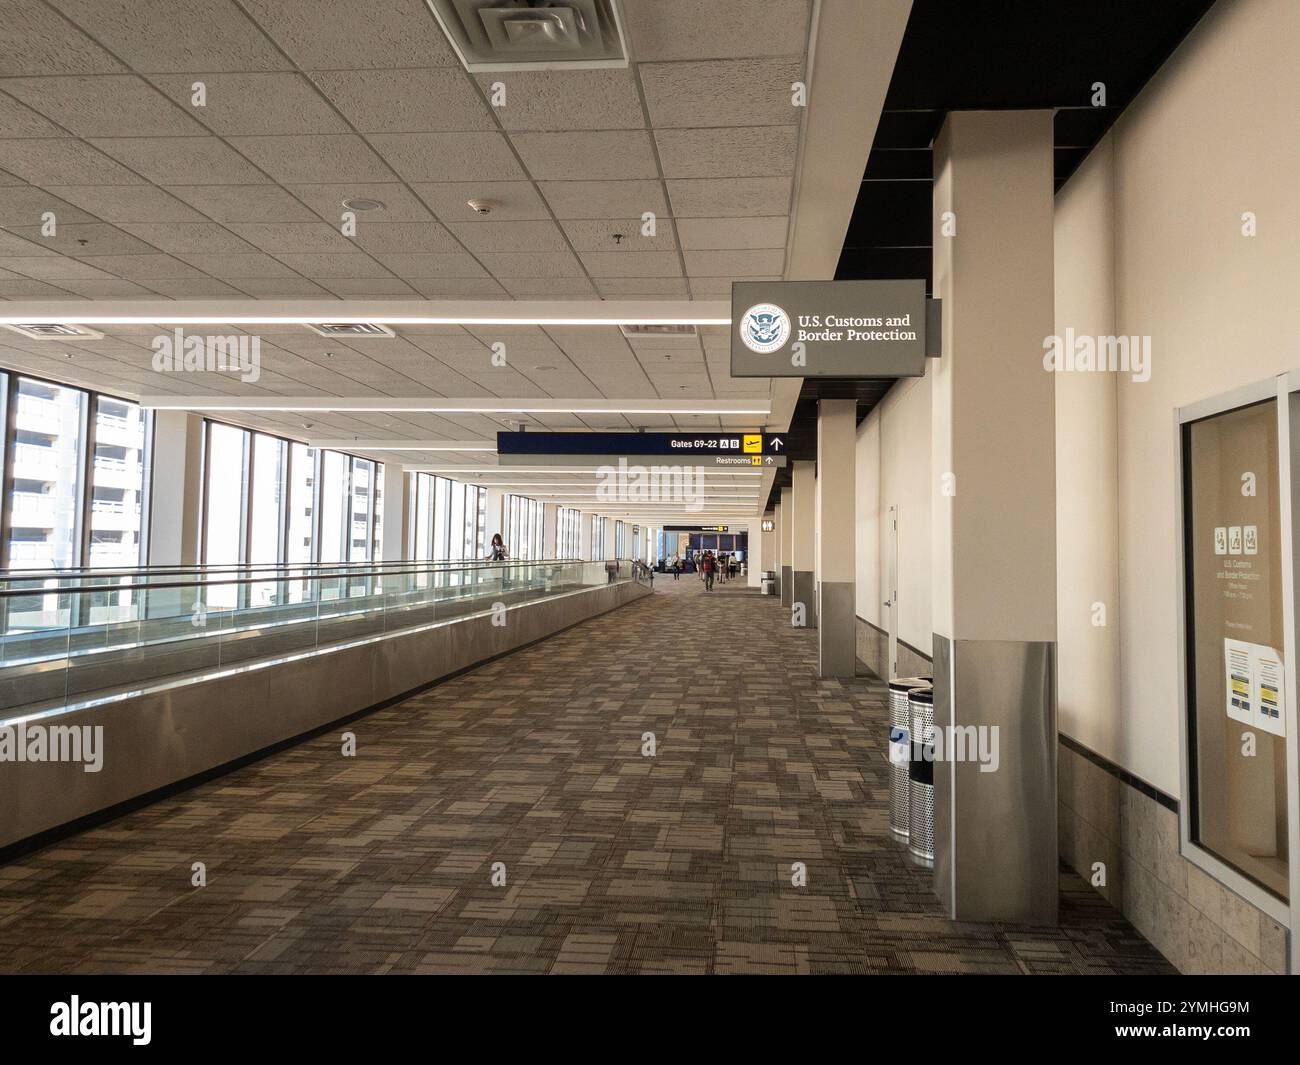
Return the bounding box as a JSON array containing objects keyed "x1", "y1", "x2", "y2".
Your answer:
[
  {"x1": 1056, "y1": 0, "x2": 1300, "y2": 796},
  {"x1": 1054, "y1": 135, "x2": 1123, "y2": 764},
  {"x1": 855, "y1": 373, "x2": 932, "y2": 657}
]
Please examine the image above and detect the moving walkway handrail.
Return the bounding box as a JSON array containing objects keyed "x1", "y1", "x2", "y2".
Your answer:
[{"x1": 0, "y1": 558, "x2": 622, "y2": 598}]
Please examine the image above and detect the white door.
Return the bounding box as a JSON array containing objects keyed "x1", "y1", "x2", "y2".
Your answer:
[{"x1": 886, "y1": 504, "x2": 899, "y2": 679}]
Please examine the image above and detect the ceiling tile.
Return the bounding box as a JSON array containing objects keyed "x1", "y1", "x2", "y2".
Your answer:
[
  {"x1": 118, "y1": 222, "x2": 258, "y2": 254},
  {"x1": 622, "y1": 0, "x2": 810, "y2": 61},
  {"x1": 539, "y1": 180, "x2": 668, "y2": 220},
  {"x1": 410, "y1": 181, "x2": 550, "y2": 222},
  {"x1": 407, "y1": 278, "x2": 508, "y2": 298},
  {"x1": 164, "y1": 184, "x2": 318, "y2": 223},
  {"x1": 560, "y1": 217, "x2": 678, "y2": 252},
  {"x1": 594, "y1": 278, "x2": 690, "y2": 297},
  {"x1": 90, "y1": 136, "x2": 270, "y2": 184},
  {"x1": 683, "y1": 248, "x2": 786, "y2": 276},
  {"x1": 371, "y1": 252, "x2": 488, "y2": 278},
  {"x1": 0, "y1": 75, "x2": 206, "y2": 138},
  {"x1": 226, "y1": 134, "x2": 396, "y2": 184},
  {"x1": 6, "y1": 221, "x2": 157, "y2": 256},
  {"x1": 640, "y1": 59, "x2": 805, "y2": 128},
  {"x1": 0, "y1": 1, "x2": 126, "y2": 75},
  {"x1": 690, "y1": 275, "x2": 779, "y2": 295},
  {"x1": 323, "y1": 278, "x2": 420, "y2": 297},
  {"x1": 225, "y1": 222, "x2": 355, "y2": 254},
  {"x1": 367, "y1": 132, "x2": 523, "y2": 182},
  {"x1": 48, "y1": 184, "x2": 209, "y2": 223},
  {"x1": 0, "y1": 255, "x2": 114, "y2": 280},
  {"x1": 445, "y1": 220, "x2": 568, "y2": 255},
  {"x1": 676, "y1": 216, "x2": 788, "y2": 250},
  {"x1": 474, "y1": 251, "x2": 585, "y2": 278},
  {"x1": 0, "y1": 186, "x2": 98, "y2": 226},
  {"x1": 0, "y1": 92, "x2": 68, "y2": 137},
  {"x1": 148, "y1": 73, "x2": 348, "y2": 136},
  {"x1": 269, "y1": 253, "x2": 393, "y2": 279},
  {"x1": 228, "y1": 277, "x2": 333, "y2": 297},
  {"x1": 69, "y1": 253, "x2": 209, "y2": 279},
  {"x1": 0, "y1": 229, "x2": 55, "y2": 256},
  {"x1": 311, "y1": 69, "x2": 493, "y2": 133},
  {"x1": 512, "y1": 131, "x2": 658, "y2": 180},
  {"x1": 288, "y1": 183, "x2": 435, "y2": 224},
  {"x1": 666, "y1": 177, "x2": 791, "y2": 217},
  {"x1": 0, "y1": 138, "x2": 143, "y2": 184},
  {"x1": 350, "y1": 222, "x2": 462, "y2": 254},
  {"x1": 51, "y1": 278, "x2": 156, "y2": 297},
  {"x1": 474, "y1": 69, "x2": 645, "y2": 130},
  {"x1": 141, "y1": 277, "x2": 247, "y2": 297},
  {"x1": 578, "y1": 250, "x2": 682, "y2": 278},
  {"x1": 240, "y1": 0, "x2": 461, "y2": 71},
  {"x1": 499, "y1": 277, "x2": 598, "y2": 298},
  {"x1": 48, "y1": 0, "x2": 291, "y2": 73},
  {"x1": 655, "y1": 126, "x2": 798, "y2": 178},
  {"x1": 173, "y1": 251, "x2": 299, "y2": 278}
]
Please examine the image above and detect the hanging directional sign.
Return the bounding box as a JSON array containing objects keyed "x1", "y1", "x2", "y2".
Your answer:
[
  {"x1": 731, "y1": 278, "x2": 931, "y2": 378},
  {"x1": 496, "y1": 431, "x2": 788, "y2": 456}
]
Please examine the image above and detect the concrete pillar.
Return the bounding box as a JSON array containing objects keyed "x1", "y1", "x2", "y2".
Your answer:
[
  {"x1": 791, "y1": 459, "x2": 816, "y2": 628},
  {"x1": 542, "y1": 502, "x2": 557, "y2": 559},
  {"x1": 380, "y1": 462, "x2": 407, "y2": 561},
  {"x1": 483, "y1": 486, "x2": 506, "y2": 556},
  {"x1": 147, "y1": 410, "x2": 203, "y2": 566},
  {"x1": 779, "y1": 486, "x2": 793, "y2": 607},
  {"x1": 930, "y1": 110, "x2": 1057, "y2": 924},
  {"x1": 817, "y1": 400, "x2": 856, "y2": 676}
]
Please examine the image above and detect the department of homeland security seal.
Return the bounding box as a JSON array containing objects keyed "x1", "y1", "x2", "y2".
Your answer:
[{"x1": 739, "y1": 303, "x2": 791, "y2": 354}]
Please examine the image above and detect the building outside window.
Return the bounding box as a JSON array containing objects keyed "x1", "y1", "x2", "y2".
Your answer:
[
  {"x1": 590, "y1": 514, "x2": 607, "y2": 561},
  {"x1": 1, "y1": 375, "x2": 152, "y2": 572},
  {"x1": 408, "y1": 473, "x2": 486, "y2": 561},
  {"x1": 200, "y1": 420, "x2": 384, "y2": 575},
  {"x1": 557, "y1": 507, "x2": 580, "y2": 558}
]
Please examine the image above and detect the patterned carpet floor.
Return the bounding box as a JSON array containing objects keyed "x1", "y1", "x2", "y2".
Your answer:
[{"x1": 0, "y1": 577, "x2": 1174, "y2": 974}]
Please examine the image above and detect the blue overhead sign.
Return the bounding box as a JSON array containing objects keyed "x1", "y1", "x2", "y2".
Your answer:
[{"x1": 496, "y1": 431, "x2": 787, "y2": 457}]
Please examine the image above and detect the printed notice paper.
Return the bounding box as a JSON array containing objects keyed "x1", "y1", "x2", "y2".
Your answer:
[{"x1": 1223, "y1": 637, "x2": 1286, "y2": 737}]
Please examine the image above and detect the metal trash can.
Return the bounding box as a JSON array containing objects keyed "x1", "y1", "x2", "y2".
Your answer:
[
  {"x1": 887, "y1": 677, "x2": 931, "y2": 842},
  {"x1": 907, "y1": 686, "x2": 936, "y2": 867},
  {"x1": 761, "y1": 570, "x2": 777, "y2": 595}
]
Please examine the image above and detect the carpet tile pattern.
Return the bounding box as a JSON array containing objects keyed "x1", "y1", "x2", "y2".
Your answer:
[{"x1": 0, "y1": 577, "x2": 1173, "y2": 974}]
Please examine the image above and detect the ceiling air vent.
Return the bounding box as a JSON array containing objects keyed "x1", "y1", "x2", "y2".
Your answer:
[
  {"x1": 305, "y1": 323, "x2": 396, "y2": 338},
  {"x1": 619, "y1": 324, "x2": 698, "y2": 338},
  {"x1": 425, "y1": 0, "x2": 628, "y2": 72},
  {"x1": 3, "y1": 323, "x2": 104, "y2": 340}
]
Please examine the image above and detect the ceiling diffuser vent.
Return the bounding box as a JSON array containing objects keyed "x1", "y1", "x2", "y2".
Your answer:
[
  {"x1": 304, "y1": 322, "x2": 396, "y2": 338},
  {"x1": 425, "y1": 0, "x2": 628, "y2": 71},
  {"x1": 619, "y1": 324, "x2": 698, "y2": 338},
  {"x1": 3, "y1": 323, "x2": 104, "y2": 340}
]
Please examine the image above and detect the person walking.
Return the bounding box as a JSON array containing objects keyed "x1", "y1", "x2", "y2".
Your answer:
[
  {"x1": 672, "y1": 556, "x2": 682, "y2": 580},
  {"x1": 702, "y1": 551, "x2": 716, "y2": 591},
  {"x1": 488, "y1": 533, "x2": 508, "y2": 560}
]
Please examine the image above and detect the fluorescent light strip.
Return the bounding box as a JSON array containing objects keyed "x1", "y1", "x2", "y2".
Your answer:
[
  {"x1": 146, "y1": 403, "x2": 770, "y2": 415},
  {"x1": 312, "y1": 440, "x2": 496, "y2": 452},
  {"x1": 0, "y1": 315, "x2": 733, "y2": 326}
]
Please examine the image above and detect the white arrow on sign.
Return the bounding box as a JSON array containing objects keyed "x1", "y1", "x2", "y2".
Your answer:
[{"x1": 770, "y1": 437, "x2": 784, "y2": 450}]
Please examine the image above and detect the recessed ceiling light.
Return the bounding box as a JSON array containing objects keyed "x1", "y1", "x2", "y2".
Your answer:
[
  {"x1": 534, "y1": 365, "x2": 556, "y2": 371},
  {"x1": 342, "y1": 197, "x2": 385, "y2": 212}
]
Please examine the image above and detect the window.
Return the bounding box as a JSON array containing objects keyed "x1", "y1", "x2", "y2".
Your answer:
[
  {"x1": 615, "y1": 520, "x2": 626, "y2": 560},
  {"x1": 590, "y1": 515, "x2": 608, "y2": 561},
  {"x1": 202, "y1": 422, "x2": 249, "y2": 573},
  {"x1": 0, "y1": 374, "x2": 153, "y2": 571},
  {"x1": 199, "y1": 420, "x2": 383, "y2": 570},
  {"x1": 249, "y1": 433, "x2": 286, "y2": 565},
  {"x1": 287, "y1": 443, "x2": 316, "y2": 565},
  {"x1": 408, "y1": 473, "x2": 486, "y2": 561},
  {"x1": 504, "y1": 494, "x2": 544, "y2": 560},
  {"x1": 557, "y1": 507, "x2": 580, "y2": 558},
  {"x1": 87, "y1": 396, "x2": 149, "y2": 569}
]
